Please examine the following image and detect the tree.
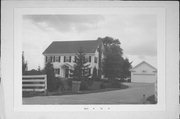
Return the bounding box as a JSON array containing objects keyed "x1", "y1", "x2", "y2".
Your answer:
[
  {"x1": 71, "y1": 48, "x2": 90, "y2": 80},
  {"x1": 25, "y1": 69, "x2": 43, "y2": 75},
  {"x1": 92, "y1": 67, "x2": 98, "y2": 80},
  {"x1": 22, "y1": 51, "x2": 28, "y2": 75},
  {"x1": 121, "y1": 58, "x2": 132, "y2": 78},
  {"x1": 44, "y1": 62, "x2": 56, "y2": 91},
  {"x1": 101, "y1": 36, "x2": 131, "y2": 80}
]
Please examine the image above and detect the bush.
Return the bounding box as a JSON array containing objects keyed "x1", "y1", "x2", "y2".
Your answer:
[
  {"x1": 80, "y1": 78, "x2": 93, "y2": 90},
  {"x1": 44, "y1": 62, "x2": 56, "y2": 92},
  {"x1": 56, "y1": 78, "x2": 72, "y2": 92},
  {"x1": 89, "y1": 81, "x2": 102, "y2": 90},
  {"x1": 100, "y1": 79, "x2": 126, "y2": 89},
  {"x1": 110, "y1": 80, "x2": 121, "y2": 88},
  {"x1": 146, "y1": 95, "x2": 157, "y2": 104}
]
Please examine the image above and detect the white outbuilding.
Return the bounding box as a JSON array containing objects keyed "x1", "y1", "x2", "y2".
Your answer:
[{"x1": 130, "y1": 61, "x2": 157, "y2": 83}]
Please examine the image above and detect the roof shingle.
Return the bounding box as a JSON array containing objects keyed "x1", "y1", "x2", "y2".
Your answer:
[{"x1": 43, "y1": 40, "x2": 101, "y2": 54}]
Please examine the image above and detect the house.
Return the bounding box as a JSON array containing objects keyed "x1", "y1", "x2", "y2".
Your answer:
[
  {"x1": 43, "y1": 39, "x2": 103, "y2": 78},
  {"x1": 130, "y1": 61, "x2": 157, "y2": 83}
]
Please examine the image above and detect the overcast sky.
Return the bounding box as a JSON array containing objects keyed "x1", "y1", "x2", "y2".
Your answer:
[{"x1": 22, "y1": 14, "x2": 157, "y2": 70}]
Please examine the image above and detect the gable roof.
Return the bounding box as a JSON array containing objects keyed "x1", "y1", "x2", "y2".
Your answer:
[
  {"x1": 43, "y1": 40, "x2": 101, "y2": 54},
  {"x1": 130, "y1": 61, "x2": 157, "y2": 71}
]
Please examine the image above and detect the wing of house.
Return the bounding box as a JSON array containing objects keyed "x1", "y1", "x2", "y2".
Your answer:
[
  {"x1": 130, "y1": 61, "x2": 157, "y2": 83},
  {"x1": 43, "y1": 39, "x2": 103, "y2": 78}
]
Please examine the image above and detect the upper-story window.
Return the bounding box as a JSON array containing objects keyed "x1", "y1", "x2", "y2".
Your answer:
[
  {"x1": 88, "y1": 56, "x2": 91, "y2": 62},
  {"x1": 46, "y1": 56, "x2": 53, "y2": 63},
  {"x1": 45, "y1": 56, "x2": 48, "y2": 63},
  {"x1": 84, "y1": 56, "x2": 91, "y2": 63},
  {"x1": 46, "y1": 56, "x2": 61, "y2": 63},
  {"x1": 53, "y1": 56, "x2": 55, "y2": 62},
  {"x1": 74, "y1": 56, "x2": 77, "y2": 63},
  {"x1": 94, "y1": 57, "x2": 97, "y2": 63},
  {"x1": 55, "y1": 56, "x2": 61, "y2": 62},
  {"x1": 64, "y1": 56, "x2": 71, "y2": 62}
]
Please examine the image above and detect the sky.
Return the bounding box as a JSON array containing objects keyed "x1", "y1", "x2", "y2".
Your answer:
[{"x1": 22, "y1": 14, "x2": 157, "y2": 70}]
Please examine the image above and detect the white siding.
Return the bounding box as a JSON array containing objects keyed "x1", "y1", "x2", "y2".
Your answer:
[
  {"x1": 131, "y1": 74, "x2": 156, "y2": 83},
  {"x1": 44, "y1": 53, "x2": 99, "y2": 78},
  {"x1": 131, "y1": 62, "x2": 157, "y2": 83}
]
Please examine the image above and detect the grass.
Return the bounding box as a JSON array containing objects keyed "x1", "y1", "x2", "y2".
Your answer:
[{"x1": 47, "y1": 87, "x2": 127, "y2": 96}]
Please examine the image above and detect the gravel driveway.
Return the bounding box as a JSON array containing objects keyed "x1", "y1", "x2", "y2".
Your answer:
[{"x1": 23, "y1": 82, "x2": 155, "y2": 104}]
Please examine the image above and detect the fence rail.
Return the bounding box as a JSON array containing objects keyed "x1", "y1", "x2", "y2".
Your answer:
[{"x1": 22, "y1": 75, "x2": 47, "y2": 94}]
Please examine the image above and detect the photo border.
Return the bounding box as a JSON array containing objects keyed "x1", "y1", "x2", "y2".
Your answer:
[
  {"x1": 14, "y1": 7, "x2": 165, "y2": 112},
  {"x1": 1, "y1": 1, "x2": 179, "y2": 119}
]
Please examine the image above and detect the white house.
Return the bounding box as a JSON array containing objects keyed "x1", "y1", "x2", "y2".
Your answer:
[
  {"x1": 43, "y1": 39, "x2": 103, "y2": 78},
  {"x1": 130, "y1": 61, "x2": 157, "y2": 83}
]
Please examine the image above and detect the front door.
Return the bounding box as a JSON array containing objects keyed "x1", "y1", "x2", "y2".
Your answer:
[{"x1": 65, "y1": 68, "x2": 69, "y2": 78}]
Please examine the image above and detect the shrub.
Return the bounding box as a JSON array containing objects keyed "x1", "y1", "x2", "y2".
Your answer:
[
  {"x1": 80, "y1": 78, "x2": 93, "y2": 90},
  {"x1": 56, "y1": 78, "x2": 72, "y2": 92},
  {"x1": 100, "y1": 79, "x2": 127, "y2": 89},
  {"x1": 146, "y1": 95, "x2": 157, "y2": 104},
  {"x1": 92, "y1": 67, "x2": 98, "y2": 80},
  {"x1": 44, "y1": 62, "x2": 56, "y2": 92}
]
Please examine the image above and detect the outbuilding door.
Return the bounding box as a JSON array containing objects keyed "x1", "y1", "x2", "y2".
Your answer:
[{"x1": 132, "y1": 74, "x2": 156, "y2": 83}]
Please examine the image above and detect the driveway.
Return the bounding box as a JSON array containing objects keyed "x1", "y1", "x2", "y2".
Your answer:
[{"x1": 23, "y1": 82, "x2": 155, "y2": 104}]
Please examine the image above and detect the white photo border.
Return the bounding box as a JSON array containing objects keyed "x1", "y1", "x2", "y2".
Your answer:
[
  {"x1": 14, "y1": 7, "x2": 165, "y2": 111},
  {"x1": 1, "y1": 1, "x2": 179, "y2": 119}
]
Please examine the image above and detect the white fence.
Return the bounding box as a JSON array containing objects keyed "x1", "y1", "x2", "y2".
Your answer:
[{"x1": 22, "y1": 75, "x2": 47, "y2": 94}]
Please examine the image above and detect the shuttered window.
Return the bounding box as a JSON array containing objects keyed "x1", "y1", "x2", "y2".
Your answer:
[
  {"x1": 64, "y1": 56, "x2": 71, "y2": 62},
  {"x1": 94, "y1": 57, "x2": 97, "y2": 63},
  {"x1": 89, "y1": 56, "x2": 91, "y2": 62},
  {"x1": 45, "y1": 56, "x2": 48, "y2": 63},
  {"x1": 59, "y1": 56, "x2": 61, "y2": 62}
]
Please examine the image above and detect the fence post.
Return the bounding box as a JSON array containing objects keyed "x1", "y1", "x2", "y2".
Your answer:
[{"x1": 44, "y1": 75, "x2": 47, "y2": 96}]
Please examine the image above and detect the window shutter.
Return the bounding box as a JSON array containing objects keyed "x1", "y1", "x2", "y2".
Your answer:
[
  {"x1": 94, "y1": 57, "x2": 97, "y2": 63},
  {"x1": 58, "y1": 68, "x2": 60, "y2": 74},
  {"x1": 59, "y1": 56, "x2": 61, "y2": 62},
  {"x1": 50, "y1": 56, "x2": 52, "y2": 62},
  {"x1": 45, "y1": 56, "x2": 47, "y2": 63},
  {"x1": 69, "y1": 56, "x2": 71, "y2": 62},
  {"x1": 64, "y1": 56, "x2": 66, "y2": 62},
  {"x1": 75, "y1": 56, "x2": 77, "y2": 63},
  {"x1": 54, "y1": 56, "x2": 55, "y2": 62},
  {"x1": 89, "y1": 56, "x2": 91, "y2": 62}
]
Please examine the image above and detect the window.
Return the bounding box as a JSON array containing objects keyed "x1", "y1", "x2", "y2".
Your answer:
[
  {"x1": 88, "y1": 68, "x2": 91, "y2": 75},
  {"x1": 69, "y1": 56, "x2": 71, "y2": 62},
  {"x1": 45, "y1": 56, "x2": 48, "y2": 63},
  {"x1": 94, "y1": 57, "x2": 97, "y2": 63},
  {"x1": 74, "y1": 56, "x2": 77, "y2": 63},
  {"x1": 55, "y1": 56, "x2": 61, "y2": 62},
  {"x1": 46, "y1": 56, "x2": 54, "y2": 63},
  {"x1": 89, "y1": 56, "x2": 91, "y2": 62},
  {"x1": 54, "y1": 68, "x2": 60, "y2": 75},
  {"x1": 50, "y1": 56, "x2": 53, "y2": 62},
  {"x1": 53, "y1": 56, "x2": 55, "y2": 62},
  {"x1": 59, "y1": 56, "x2": 61, "y2": 62},
  {"x1": 64, "y1": 56, "x2": 71, "y2": 62}
]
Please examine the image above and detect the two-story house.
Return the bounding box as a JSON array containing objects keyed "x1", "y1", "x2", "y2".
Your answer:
[{"x1": 43, "y1": 39, "x2": 103, "y2": 78}]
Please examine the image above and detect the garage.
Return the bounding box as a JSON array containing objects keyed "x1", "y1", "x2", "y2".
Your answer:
[{"x1": 130, "y1": 61, "x2": 157, "y2": 83}]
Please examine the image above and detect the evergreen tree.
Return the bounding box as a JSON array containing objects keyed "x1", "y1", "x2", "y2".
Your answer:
[
  {"x1": 71, "y1": 48, "x2": 90, "y2": 80},
  {"x1": 44, "y1": 62, "x2": 56, "y2": 91},
  {"x1": 121, "y1": 58, "x2": 132, "y2": 78},
  {"x1": 92, "y1": 67, "x2": 98, "y2": 80},
  {"x1": 22, "y1": 51, "x2": 28, "y2": 75}
]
